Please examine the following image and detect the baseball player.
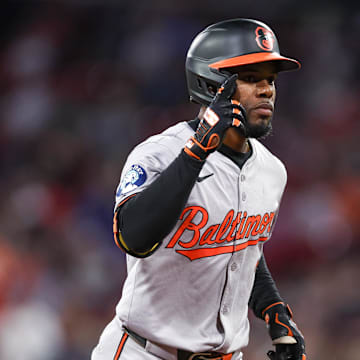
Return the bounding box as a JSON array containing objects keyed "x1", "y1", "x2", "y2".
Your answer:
[{"x1": 92, "y1": 18, "x2": 306, "y2": 360}]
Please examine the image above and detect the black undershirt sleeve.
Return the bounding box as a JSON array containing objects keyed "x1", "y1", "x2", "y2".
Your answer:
[
  {"x1": 248, "y1": 254, "x2": 283, "y2": 318},
  {"x1": 116, "y1": 150, "x2": 204, "y2": 255}
]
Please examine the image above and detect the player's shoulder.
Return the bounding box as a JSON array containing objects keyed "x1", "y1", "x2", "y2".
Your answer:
[
  {"x1": 135, "y1": 121, "x2": 192, "y2": 154},
  {"x1": 250, "y1": 139, "x2": 287, "y2": 176},
  {"x1": 144, "y1": 121, "x2": 192, "y2": 145},
  {"x1": 125, "y1": 121, "x2": 192, "y2": 166}
]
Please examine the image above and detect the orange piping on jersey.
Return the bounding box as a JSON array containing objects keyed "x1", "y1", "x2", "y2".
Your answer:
[
  {"x1": 176, "y1": 237, "x2": 268, "y2": 261},
  {"x1": 116, "y1": 193, "x2": 137, "y2": 208},
  {"x1": 113, "y1": 332, "x2": 128, "y2": 360},
  {"x1": 113, "y1": 213, "x2": 126, "y2": 251},
  {"x1": 222, "y1": 354, "x2": 233, "y2": 360}
]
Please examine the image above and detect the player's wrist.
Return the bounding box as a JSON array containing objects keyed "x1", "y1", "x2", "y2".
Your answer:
[
  {"x1": 181, "y1": 147, "x2": 207, "y2": 166},
  {"x1": 184, "y1": 136, "x2": 211, "y2": 161}
]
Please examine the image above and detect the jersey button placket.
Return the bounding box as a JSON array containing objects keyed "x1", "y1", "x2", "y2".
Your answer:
[
  {"x1": 240, "y1": 172, "x2": 246, "y2": 203},
  {"x1": 220, "y1": 265, "x2": 234, "y2": 317}
]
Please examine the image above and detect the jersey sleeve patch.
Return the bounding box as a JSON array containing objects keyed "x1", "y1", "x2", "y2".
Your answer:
[{"x1": 116, "y1": 165, "x2": 147, "y2": 196}]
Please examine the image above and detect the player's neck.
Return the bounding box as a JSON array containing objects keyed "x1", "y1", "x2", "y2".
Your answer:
[{"x1": 223, "y1": 128, "x2": 249, "y2": 153}]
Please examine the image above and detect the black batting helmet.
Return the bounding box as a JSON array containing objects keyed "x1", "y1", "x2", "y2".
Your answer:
[{"x1": 185, "y1": 18, "x2": 301, "y2": 105}]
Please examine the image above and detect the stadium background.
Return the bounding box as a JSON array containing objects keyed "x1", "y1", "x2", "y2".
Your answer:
[{"x1": 0, "y1": 1, "x2": 359, "y2": 359}]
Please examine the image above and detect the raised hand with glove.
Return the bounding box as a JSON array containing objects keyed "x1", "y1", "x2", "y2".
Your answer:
[
  {"x1": 184, "y1": 73, "x2": 246, "y2": 161},
  {"x1": 263, "y1": 302, "x2": 306, "y2": 360}
]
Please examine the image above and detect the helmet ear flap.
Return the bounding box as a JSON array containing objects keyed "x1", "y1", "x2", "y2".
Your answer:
[
  {"x1": 187, "y1": 64, "x2": 230, "y2": 105},
  {"x1": 189, "y1": 76, "x2": 214, "y2": 104},
  {"x1": 197, "y1": 77, "x2": 217, "y2": 97},
  {"x1": 206, "y1": 67, "x2": 233, "y2": 96}
]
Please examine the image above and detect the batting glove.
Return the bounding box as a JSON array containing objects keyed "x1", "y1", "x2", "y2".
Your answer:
[
  {"x1": 263, "y1": 302, "x2": 306, "y2": 360},
  {"x1": 184, "y1": 74, "x2": 246, "y2": 161}
]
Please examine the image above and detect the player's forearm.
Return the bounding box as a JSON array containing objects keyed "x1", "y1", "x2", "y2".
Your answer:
[
  {"x1": 248, "y1": 254, "x2": 283, "y2": 319},
  {"x1": 116, "y1": 150, "x2": 204, "y2": 255}
]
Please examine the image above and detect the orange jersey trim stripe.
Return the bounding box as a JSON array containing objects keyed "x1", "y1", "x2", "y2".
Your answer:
[
  {"x1": 223, "y1": 354, "x2": 233, "y2": 360},
  {"x1": 176, "y1": 237, "x2": 268, "y2": 261},
  {"x1": 113, "y1": 332, "x2": 128, "y2": 360},
  {"x1": 116, "y1": 194, "x2": 137, "y2": 209},
  {"x1": 209, "y1": 52, "x2": 300, "y2": 70}
]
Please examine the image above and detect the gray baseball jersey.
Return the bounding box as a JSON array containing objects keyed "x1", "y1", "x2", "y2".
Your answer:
[{"x1": 113, "y1": 121, "x2": 286, "y2": 354}]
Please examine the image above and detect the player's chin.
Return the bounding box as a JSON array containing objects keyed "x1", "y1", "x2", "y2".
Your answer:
[
  {"x1": 245, "y1": 116, "x2": 273, "y2": 139},
  {"x1": 250, "y1": 113, "x2": 272, "y2": 127}
]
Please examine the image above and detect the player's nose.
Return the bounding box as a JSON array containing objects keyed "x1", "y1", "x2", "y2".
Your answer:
[{"x1": 256, "y1": 79, "x2": 274, "y2": 98}]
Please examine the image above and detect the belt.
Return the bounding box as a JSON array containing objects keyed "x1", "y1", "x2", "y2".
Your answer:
[
  {"x1": 124, "y1": 327, "x2": 233, "y2": 360},
  {"x1": 178, "y1": 350, "x2": 233, "y2": 360}
]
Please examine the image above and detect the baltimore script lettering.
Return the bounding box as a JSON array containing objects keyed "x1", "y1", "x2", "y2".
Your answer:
[{"x1": 166, "y1": 206, "x2": 276, "y2": 260}]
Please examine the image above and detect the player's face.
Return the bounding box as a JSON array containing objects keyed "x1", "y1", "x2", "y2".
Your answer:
[{"x1": 231, "y1": 62, "x2": 278, "y2": 139}]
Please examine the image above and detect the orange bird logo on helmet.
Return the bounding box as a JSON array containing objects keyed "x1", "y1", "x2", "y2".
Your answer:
[{"x1": 255, "y1": 26, "x2": 275, "y2": 51}]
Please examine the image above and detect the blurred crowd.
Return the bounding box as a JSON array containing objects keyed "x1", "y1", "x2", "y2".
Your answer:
[{"x1": 0, "y1": 1, "x2": 359, "y2": 359}]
